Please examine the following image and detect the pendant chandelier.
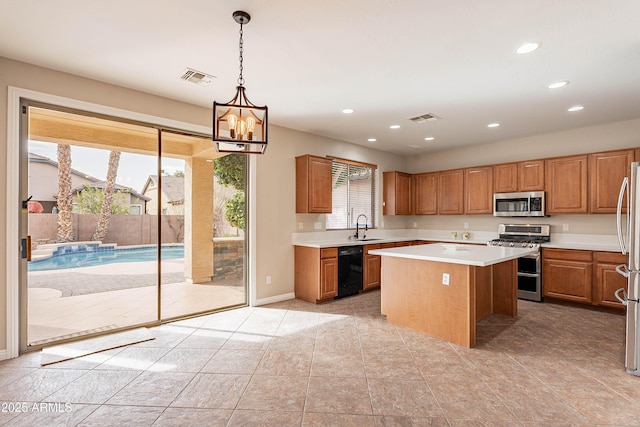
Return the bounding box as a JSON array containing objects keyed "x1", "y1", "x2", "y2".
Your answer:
[{"x1": 213, "y1": 10, "x2": 268, "y2": 154}]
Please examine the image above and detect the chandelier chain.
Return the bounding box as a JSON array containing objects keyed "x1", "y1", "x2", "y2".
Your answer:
[{"x1": 238, "y1": 23, "x2": 245, "y2": 86}]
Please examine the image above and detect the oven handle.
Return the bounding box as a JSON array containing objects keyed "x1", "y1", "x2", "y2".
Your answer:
[{"x1": 517, "y1": 272, "x2": 539, "y2": 278}]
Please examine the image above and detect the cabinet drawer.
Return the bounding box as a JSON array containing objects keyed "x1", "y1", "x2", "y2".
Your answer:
[
  {"x1": 381, "y1": 242, "x2": 395, "y2": 249},
  {"x1": 594, "y1": 251, "x2": 627, "y2": 264},
  {"x1": 320, "y1": 248, "x2": 338, "y2": 259},
  {"x1": 543, "y1": 248, "x2": 592, "y2": 262},
  {"x1": 365, "y1": 244, "x2": 381, "y2": 254}
]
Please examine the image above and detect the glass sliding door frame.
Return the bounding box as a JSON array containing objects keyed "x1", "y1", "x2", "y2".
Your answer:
[{"x1": 17, "y1": 100, "x2": 248, "y2": 352}]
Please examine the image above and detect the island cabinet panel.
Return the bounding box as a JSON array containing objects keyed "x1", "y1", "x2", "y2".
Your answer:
[
  {"x1": 380, "y1": 257, "x2": 476, "y2": 347},
  {"x1": 545, "y1": 155, "x2": 588, "y2": 214},
  {"x1": 465, "y1": 166, "x2": 493, "y2": 214},
  {"x1": 413, "y1": 172, "x2": 438, "y2": 215},
  {"x1": 383, "y1": 171, "x2": 412, "y2": 215},
  {"x1": 438, "y1": 169, "x2": 464, "y2": 215},
  {"x1": 363, "y1": 244, "x2": 381, "y2": 290},
  {"x1": 594, "y1": 251, "x2": 627, "y2": 309},
  {"x1": 542, "y1": 248, "x2": 593, "y2": 303},
  {"x1": 294, "y1": 246, "x2": 337, "y2": 303},
  {"x1": 589, "y1": 149, "x2": 634, "y2": 213},
  {"x1": 296, "y1": 155, "x2": 332, "y2": 213},
  {"x1": 518, "y1": 160, "x2": 545, "y2": 191},
  {"x1": 494, "y1": 163, "x2": 518, "y2": 193}
]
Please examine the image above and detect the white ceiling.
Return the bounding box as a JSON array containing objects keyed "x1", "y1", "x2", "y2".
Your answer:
[{"x1": 2, "y1": 0, "x2": 640, "y2": 155}]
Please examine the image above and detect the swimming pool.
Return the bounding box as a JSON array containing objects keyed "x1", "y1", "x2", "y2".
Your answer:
[{"x1": 28, "y1": 245, "x2": 184, "y2": 272}]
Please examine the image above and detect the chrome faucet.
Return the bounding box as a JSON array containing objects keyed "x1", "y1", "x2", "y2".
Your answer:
[{"x1": 354, "y1": 214, "x2": 368, "y2": 240}]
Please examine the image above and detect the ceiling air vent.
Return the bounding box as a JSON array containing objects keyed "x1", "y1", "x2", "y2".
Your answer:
[
  {"x1": 179, "y1": 68, "x2": 215, "y2": 86},
  {"x1": 408, "y1": 113, "x2": 441, "y2": 124}
]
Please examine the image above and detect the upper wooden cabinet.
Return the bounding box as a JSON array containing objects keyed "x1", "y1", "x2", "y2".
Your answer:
[
  {"x1": 438, "y1": 169, "x2": 464, "y2": 215},
  {"x1": 296, "y1": 155, "x2": 332, "y2": 213},
  {"x1": 519, "y1": 160, "x2": 545, "y2": 191},
  {"x1": 589, "y1": 149, "x2": 633, "y2": 213},
  {"x1": 465, "y1": 166, "x2": 493, "y2": 214},
  {"x1": 545, "y1": 154, "x2": 588, "y2": 214},
  {"x1": 494, "y1": 163, "x2": 518, "y2": 193},
  {"x1": 383, "y1": 171, "x2": 412, "y2": 215},
  {"x1": 413, "y1": 172, "x2": 438, "y2": 215},
  {"x1": 494, "y1": 160, "x2": 544, "y2": 193}
]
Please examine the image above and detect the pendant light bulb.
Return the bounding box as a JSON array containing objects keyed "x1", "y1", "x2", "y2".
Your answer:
[
  {"x1": 227, "y1": 113, "x2": 238, "y2": 139},
  {"x1": 246, "y1": 117, "x2": 256, "y2": 140},
  {"x1": 237, "y1": 119, "x2": 247, "y2": 140}
]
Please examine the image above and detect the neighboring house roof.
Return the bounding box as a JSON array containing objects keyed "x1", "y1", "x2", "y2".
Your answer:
[
  {"x1": 72, "y1": 181, "x2": 151, "y2": 201},
  {"x1": 141, "y1": 175, "x2": 184, "y2": 204},
  {"x1": 29, "y1": 152, "x2": 100, "y2": 183}
]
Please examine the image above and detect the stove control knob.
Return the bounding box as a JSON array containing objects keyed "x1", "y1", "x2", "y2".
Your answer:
[
  {"x1": 529, "y1": 243, "x2": 535, "y2": 248},
  {"x1": 510, "y1": 242, "x2": 515, "y2": 247}
]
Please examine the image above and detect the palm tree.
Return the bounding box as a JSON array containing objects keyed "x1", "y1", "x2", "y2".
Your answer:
[
  {"x1": 56, "y1": 144, "x2": 74, "y2": 242},
  {"x1": 91, "y1": 151, "x2": 121, "y2": 241}
]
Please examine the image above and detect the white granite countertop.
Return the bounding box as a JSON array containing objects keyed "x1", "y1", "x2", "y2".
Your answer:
[{"x1": 369, "y1": 243, "x2": 537, "y2": 267}]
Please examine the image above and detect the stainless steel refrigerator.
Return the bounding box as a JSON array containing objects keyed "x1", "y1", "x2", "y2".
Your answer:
[{"x1": 616, "y1": 161, "x2": 640, "y2": 376}]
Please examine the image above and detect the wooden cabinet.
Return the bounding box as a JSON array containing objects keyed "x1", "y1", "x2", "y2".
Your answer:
[
  {"x1": 519, "y1": 160, "x2": 545, "y2": 191},
  {"x1": 589, "y1": 149, "x2": 633, "y2": 213},
  {"x1": 296, "y1": 155, "x2": 332, "y2": 213},
  {"x1": 363, "y1": 244, "x2": 381, "y2": 290},
  {"x1": 545, "y1": 155, "x2": 588, "y2": 214},
  {"x1": 543, "y1": 248, "x2": 593, "y2": 303},
  {"x1": 465, "y1": 166, "x2": 493, "y2": 214},
  {"x1": 413, "y1": 172, "x2": 438, "y2": 215},
  {"x1": 494, "y1": 163, "x2": 518, "y2": 193},
  {"x1": 294, "y1": 246, "x2": 337, "y2": 303},
  {"x1": 594, "y1": 251, "x2": 627, "y2": 309},
  {"x1": 320, "y1": 253, "x2": 338, "y2": 300},
  {"x1": 438, "y1": 169, "x2": 464, "y2": 215},
  {"x1": 494, "y1": 160, "x2": 544, "y2": 193},
  {"x1": 383, "y1": 171, "x2": 412, "y2": 215}
]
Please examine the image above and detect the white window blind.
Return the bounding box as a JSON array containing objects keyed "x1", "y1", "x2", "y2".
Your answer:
[{"x1": 326, "y1": 159, "x2": 376, "y2": 230}]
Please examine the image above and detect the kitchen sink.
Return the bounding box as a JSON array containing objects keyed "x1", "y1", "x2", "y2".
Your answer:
[{"x1": 358, "y1": 238, "x2": 382, "y2": 241}]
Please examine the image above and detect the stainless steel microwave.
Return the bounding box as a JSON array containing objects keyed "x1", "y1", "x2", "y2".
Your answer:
[{"x1": 493, "y1": 191, "x2": 545, "y2": 217}]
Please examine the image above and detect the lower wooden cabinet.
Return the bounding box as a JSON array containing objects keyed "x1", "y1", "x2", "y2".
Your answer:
[
  {"x1": 594, "y1": 251, "x2": 627, "y2": 309},
  {"x1": 543, "y1": 248, "x2": 626, "y2": 309},
  {"x1": 294, "y1": 246, "x2": 337, "y2": 303},
  {"x1": 363, "y1": 244, "x2": 381, "y2": 290}
]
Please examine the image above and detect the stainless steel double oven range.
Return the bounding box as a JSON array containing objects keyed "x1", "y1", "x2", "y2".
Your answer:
[{"x1": 488, "y1": 224, "x2": 550, "y2": 302}]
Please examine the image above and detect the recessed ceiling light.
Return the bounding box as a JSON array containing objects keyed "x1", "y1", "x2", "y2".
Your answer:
[
  {"x1": 516, "y1": 42, "x2": 541, "y2": 54},
  {"x1": 367, "y1": 138, "x2": 377, "y2": 142},
  {"x1": 487, "y1": 123, "x2": 500, "y2": 128},
  {"x1": 424, "y1": 137, "x2": 435, "y2": 141},
  {"x1": 568, "y1": 105, "x2": 584, "y2": 112},
  {"x1": 548, "y1": 80, "x2": 569, "y2": 89},
  {"x1": 342, "y1": 108, "x2": 354, "y2": 114},
  {"x1": 389, "y1": 125, "x2": 400, "y2": 129}
]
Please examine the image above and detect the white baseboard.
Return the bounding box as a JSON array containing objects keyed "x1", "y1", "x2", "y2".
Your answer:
[
  {"x1": 253, "y1": 292, "x2": 295, "y2": 306},
  {"x1": 0, "y1": 349, "x2": 7, "y2": 362}
]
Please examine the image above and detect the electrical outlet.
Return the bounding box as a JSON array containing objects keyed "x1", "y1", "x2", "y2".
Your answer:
[
  {"x1": 442, "y1": 273, "x2": 450, "y2": 285},
  {"x1": 298, "y1": 222, "x2": 304, "y2": 230},
  {"x1": 314, "y1": 222, "x2": 322, "y2": 230},
  {"x1": 464, "y1": 222, "x2": 469, "y2": 229},
  {"x1": 266, "y1": 275, "x2": 272, "y2": 285},
  {"x1": 412, "y1": 221, "x2": 417, "y2": 228},
  {"x1": 563, "y1": 223, "x2": 569, "y2": 231}
]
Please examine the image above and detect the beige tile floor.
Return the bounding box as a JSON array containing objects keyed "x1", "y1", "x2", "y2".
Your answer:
[
  {"x1": 1, "y1": 290, "x2": 639, "y2": 426},
  {"x1": 28, "y1": 259, "x2": 245, "y2": 345}
]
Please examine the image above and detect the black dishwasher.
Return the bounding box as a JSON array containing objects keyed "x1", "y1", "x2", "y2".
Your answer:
[{"x1": 336, "y1": 246, "x2": 363, "y2": 298}]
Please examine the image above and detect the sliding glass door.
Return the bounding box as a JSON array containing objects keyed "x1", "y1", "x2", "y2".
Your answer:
[{"x1": 20, "y1": 104, "x2": 247, "y2": 351}]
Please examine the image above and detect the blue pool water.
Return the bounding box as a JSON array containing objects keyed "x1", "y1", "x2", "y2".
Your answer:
[{"x1": 28, "y1": 245, "x2": 184, "y2": 272}]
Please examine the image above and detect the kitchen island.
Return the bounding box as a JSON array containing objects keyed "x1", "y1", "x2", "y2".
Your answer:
[{"x1": 369, "y1": 243, "x2": 536, "y2": 347}]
